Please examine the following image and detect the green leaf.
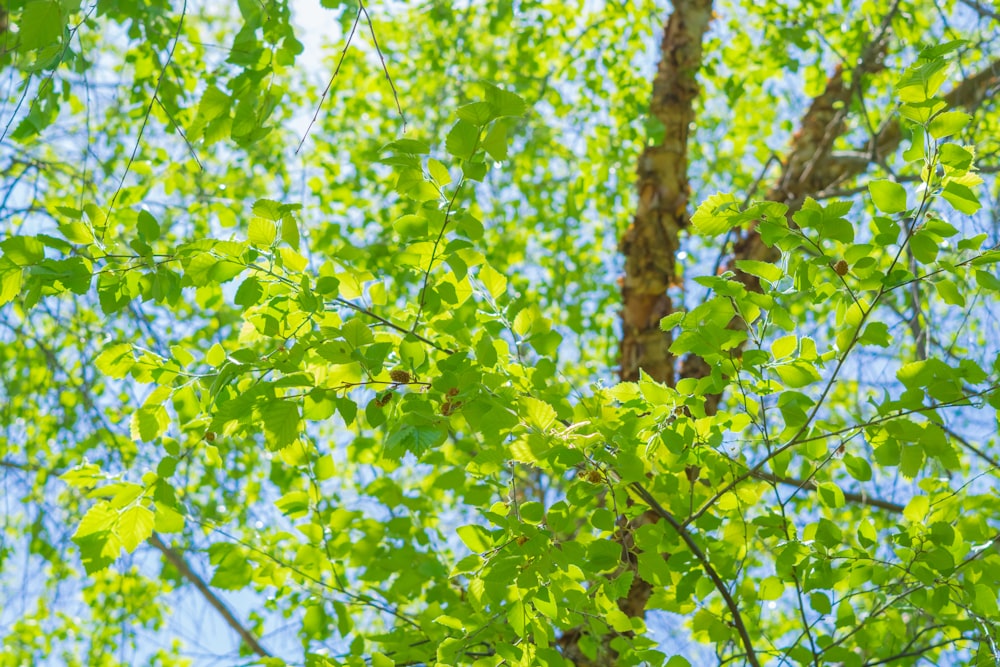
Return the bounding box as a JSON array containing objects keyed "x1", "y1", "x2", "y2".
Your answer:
[
  {"x1": 259, "y1": 399, "x2": 301, "y2": 450},
  {"x1": 457, "y1": 524, "x2": 492, "y2": 552},
  {"x1": 281, "y1": 215, "x2": 300, "y2": 248},
  {"x1": 74, "y1": 501, "x2": 117, "y2": 539},
  {"x1": 817, "y1": 482, "x2": 844, "y2": 509},
  {"x1": 21, "y1": 0, "x2": 63, "y2": 50},
  {"x1": 479, "y1": 264, "x2": 507, "y2": 298},
  {"x1": 869, "y1": 180, "x2": 907, "y2": 214},
  {"x1": 482, "y1": 122, "x2": 509, "y2": 162},
  {"x1": 131, "y1": 406, "x2": 170, "y2": 442},
  {"x1": 137, "y1": 210, "x2": 161, "y2": 242},
  {"x1": 0, "y1": 236, "x2": 45, "y2": 265},
  {"x1": 935, "y1": 279, "x2": 965, "y2": 307},
  {"x1": 928, "y1": 111, "x2": 971, "y2": 139},
  {"x1": 909, "y1": 231, "x2": 939, "y2": 264},
  {"x1": 690, "y1": 193, "x2": 740, "y2": 236},
  {"x1": 771, "y1": 335, "x2": 797, "y2": 360},
  {"x1": 896, "y1": 55, "x2": 950, "y2": 103},
  {"x1": 118, "y1": 505, "x2": 154, "y2": 552},
  {"x1": 939, "y1": 143, "x2": 973, "y2": 171},
  {"x1": 774, "y1": 360, "x2": 821, "y2": 388},
  {"x1": 427, "y1": 159, "x2": 451, "y2": 185},
  {"x1": 843, "y1": 454, "x2": 872, "y2": 482},
  {"x1": 759, "y1": 577, "x2": 783, "y2": 600},
  {"x1": 482, "y1": 83, "x2": 527, "y2": 117},
  {"x1": 384, "y1": 423, "x2": 445, "y2": 459},
  {"x1": 735, "y1": 260, "x2": 782, "y2": 283},
  {"x1": 457, "y1": 101, "x2": 496, "y2": 125},
  {"x1": 252, "y1": 199, "x2": 283, "y2": 221},
  {"x1": 433, "y1": 614, "x2": 466, "y2": 631},
  {"x1": 275, "y1": 491, "x2": 310, "y2": 518},
  {"x1": 95, "y1": 343, "x2": 135, "y2": 378},
  {"x1": 381, "y1": 138, "x2": 430, "y2": 155},
  {"x1": 660, "y1": 311, "x2": 685, "y2": 331},
  {"x1": 900, "y1": 443, "x2": 925, "y2": 479},
  {"x1": 445, "y1": 119, "x2": 479, "y2": 158},
  {"x1": 810, "y1": 592, "x2": 832, "y2": 615},
  {"x1": 0, "y1": 261, "x2": 21, "y2": 305},
  {"x1": 941, "y1": 181, "x2": 980, "y2": 214},
  {"x1": 393, "y1": 214, "x2": 428, "y2": 239},
  {"x1": 209, "y1": 544, "x2": 253, "y2": 590},
  {"x1": 520, "y1": 397, "x2": 556, "y2": 430},
  {"x1": 249, "y1": 217, "x2": 277, "y2": 246}
]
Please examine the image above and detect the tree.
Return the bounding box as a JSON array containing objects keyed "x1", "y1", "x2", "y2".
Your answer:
[{"x1": 1, "y1": 0, "x2": 999, "y2": 665}]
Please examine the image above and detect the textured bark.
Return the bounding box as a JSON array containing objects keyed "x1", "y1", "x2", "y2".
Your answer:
[
  {"x1": 738, "y1": 57, "x2": 999, "y2": 297},
  {"x1": 683, "y1": 49, "x2": 999, "y2": 413},
  {"x1": 615, "y1": 0, "x2": 713, "y2": 643},
  {"x1": 619, "y1": 0, "x2": 714, "y2": 385},
  {"x1": 558, "y1": 3, "x2": 715, "y2": 665}
]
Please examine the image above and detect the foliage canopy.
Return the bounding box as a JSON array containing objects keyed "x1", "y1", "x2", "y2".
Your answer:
[{"x1": 1, "y1": 1, "x2": 1000, "y2": 666}]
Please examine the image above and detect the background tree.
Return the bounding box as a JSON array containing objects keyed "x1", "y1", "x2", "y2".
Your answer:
[{"x1": 1, "y1": 1, "x2": 999, "y2": 666}]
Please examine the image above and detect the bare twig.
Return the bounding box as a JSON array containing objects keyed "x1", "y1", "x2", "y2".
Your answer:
[
  {"x1": 296, "y1": 3, "x2": 363, "y2": 154},
  {"x1": 359, "y1": 0, "x2": 406, "y2": 131},
  {"x1": 106, "y1": 0, "x2": 188, "y2": 235}
]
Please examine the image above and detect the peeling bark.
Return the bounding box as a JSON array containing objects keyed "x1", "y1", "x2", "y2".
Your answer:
[
  {"x1": 619, "y1": 0, "x2": 714, "y2": 385},
  {"x1": 683, "y1": 50, "x2": 999, "y2": 414},
  {"x1": 563, "y1": 2, "x2": 715, "y2": 665},
  {"x1": 559, "y1": 2, "x2": 715, "y2": 664}
]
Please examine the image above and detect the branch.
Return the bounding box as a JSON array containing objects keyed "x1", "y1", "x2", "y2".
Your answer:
[
  {"x1": 106, "y1": 0, "x2": 188, "y2": 229},
  {"x1": 682, "y1": 3, "x2": 901, "y2": 406},
  {"x1": 630, "y1": 482, "x2": 760, "y2": 667},
  {"x1": 0, "y1": 456, "x2": 274, "y2": 660},
  {"x1": 684, "y1": 48, "x2": 1000, "y2": 412},
  {"x1": 587, "y1": 1, "x2": 715, "y2": 661},
  {"x1": 296, "y1": 3, "x2": 363, "y2": 154},
  {"x1": 957, "y1": 0, "x2": 1000, "y2": 23},
  {"x1": 685, "y1": 383, "x2": 1000, "y2": 527},
  {"x1": 149, "y1": 533, "x2": 272, "y2": 659},
  {"x1": 753, "y1": 471, "x2": 905, "y2": 513}
]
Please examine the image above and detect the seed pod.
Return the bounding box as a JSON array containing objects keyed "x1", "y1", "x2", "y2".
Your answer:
[
  {"x1": 374, "y1": 390, "x2": 393, "y2": 407},
  {"x1": 447, "y1": 387, "x2": 459, "y2": 397},
  {"x1": 204, "y1": 431, "x2": 217, "y2": 442},
  {"x1": 389, "y1": 369, "x2": 411, "y2": 384},
  {"x1": 834, "y1": 259, "x2": 849, "y2": 276}
]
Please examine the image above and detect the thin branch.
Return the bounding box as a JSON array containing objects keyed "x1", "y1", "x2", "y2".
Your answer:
[
  {"x1": 0, "y1": 457, "x2": 275, "y2": 659},
  {"x1": 106, "y1": 0, "x2": 188, "y2": 233},
  {"x1": 630, "y1": 482, "x2": 760, "y2": 667},
  {"x1": 149, "y1": 533, "x2": 273, "y2": 659},
  {"x1": 410, "y1": 141, "x2": 477, "y2": 334},
  {"x1": 685, "y1": 383, "x2": 1000, "y2": 527},
  {"x1": 863, "y1": 636, "x2": 975, "y2": 667},
  {"x1": 327, "y1": 298, "x2": 455, "y2": 354},
  {"x1": 957, "y1": 0, "x2": 1000, "y2": 22},
  {"x1": 296, "y1": 3, "x2": 363, "y2": 154},
  {"x1": 359, "y1": 0, "x2": 406, "y2": 131},
  {"x1": 940, "y1": 424, "x2": 1000, "y2": 470},
  {"x1": 752, "y1": 471, "x2": 906, "y2": 514},
  {"x1": 154, "y1": 96, "x2": 204, "y2": 170}
]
